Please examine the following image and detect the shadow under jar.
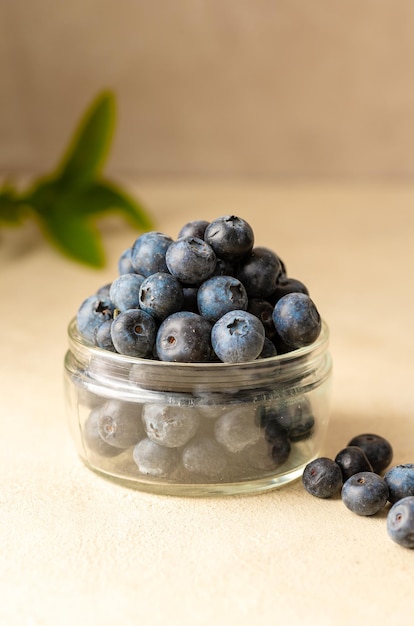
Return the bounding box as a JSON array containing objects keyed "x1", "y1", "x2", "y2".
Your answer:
[{"x1": 64, "y1": 318, "x2": 332, "y2": 496}]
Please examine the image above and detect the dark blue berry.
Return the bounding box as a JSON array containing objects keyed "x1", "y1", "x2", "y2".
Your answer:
[
  {"x1": 118, "y1": 247, "x2": 135, "y2": 274},
  {"x1": 204, "y1": 215, "x2": 254, "y2": 260},
  {"x1": 260, "y1": 398, "x2": 315, "y2": 442},
  {"x1": 334, "y1": 446, "x2": 373, "y2": 481},
  {"x1": 341, "y1": 472, "x2": 389, "y2": 516},
  {"x1": 130, "y1": 231, "x2": 173, "y2": 277},
  {"x1": 77, "y1": 294, "x2": 115, "y2": 343},
  {"x1": 178, "y1": 219, "x2": 209, "y2": 240},
  {"x1": 197, "y1": 275, "x2": 248, "y2": 323},
  {"x1": 109, "y1": 273, "x2": 145, "y2": 311},
  {"x1": 269, "y1": 276, "x2": 309, "y2": 305},
  {"x1": 94, "y1": 319, "x2": 116, "y2": 352},
  {"x1": 237, "y1": 247, "x2": 283, "y2": 298},
  {"x1": 247, "y1": 298, "x2": 277, "y2": 340},
  {"x1": 272, "y1": 292, "x2": 321, "y2": 349},
  {"x1": 156, "y1": 312, "x2": 212, "y2": 362},
  {"x1": 384, "y1": 464, "x2": 414, "y2": 504},
  {"x1": 211, "y1": 310, "x2": 265, "y2": 363},
  {"x1": 258, "y1": 337, "x2": 278, "y2": 359},
  {"x1": 347, "y1": 433, "x2": 393, "y2": 474},
  {"x1": 166, "y1": 237, "x2": 217, "y2": 285},
  {"x1": 111, "y1": 309, "x2": 157, "y2": 357},
  {"x1": 302, "y1": 457, "x2": 343, "y2": 498},
  {"x1": 139, "y1": 272, "x2": 184, "y2": 321},
  {"x1": 387, "y1": 496, "x2": 414, "y2": 549}
]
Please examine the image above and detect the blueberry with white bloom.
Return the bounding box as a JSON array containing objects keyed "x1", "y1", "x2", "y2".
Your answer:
[
  {"x1": 139, "y1": 272, "x2": 184, "y2": 321},
  {"x1": 133, "y1": 438, "x2": 180, "y2": 477},
  {"x1": 214, "y1": 405, "x2": 261, "y2": 453},
  {"x1": 118, "y1": 247, "x2": 135, "y2": 274},
  {"x1": 272, "y1": 292, "x2": 321, "y2": 349},
  {"x1": 83, "y1": 407, "x2": 123, "y2": 458},
  {"x1": 109, "y1": 273, "x2": 145, "y2": 311},
  {"x1": 166, "y1": 236, "x2": 216, "y2": 285},
  {"x1": 111, "y1": 308, "x2": 157, "y2": 357},
  {"x1": 97, "y1": 399, "x2": 144, "y2": 448},
  {"x1": 211, "y1": 310, "x2": 265, "y2": 363},
  {"x1": 130, "y1": 231, "x2": 173, "y2": 277},
  {"x1": 204, "y1": 215, "x2": 254, "y2": 260},
  {"x1": 142, "y1": 403, "x2": 200, "y2": 448},
  {"x1": 94, "y1": 319, "x2": 116, "y2": 352},
  {"x1": 387, "y1": 496, "x2": 414, "y2": 549},
  {"x1": 237, "y1": 247, "x2": 284, "y2": 298},
  {"x1": 156, "y1": 311, "x2": 212, "y2": 362},
  {"x1": 197, "y1": 275, "x2": 248, "y2": 323},
  {"x1": 384, "y1": 464, "x2": 414, "y2": 504},
  {"x1": 182, "y1": 437, "x2": 227, "y2": 477},
  {"x1": 77, "y1": 293, "x2": 115, "y2": 343}
]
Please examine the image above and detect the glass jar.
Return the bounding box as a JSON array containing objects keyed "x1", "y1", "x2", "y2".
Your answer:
[{"x1": 64, "y1": 318, "x2": 332, "y2": 496}]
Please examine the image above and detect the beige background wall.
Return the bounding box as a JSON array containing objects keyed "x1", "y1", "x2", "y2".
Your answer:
[{"x1": 2, "y1": 0, "x2": 414, "y2": 178}]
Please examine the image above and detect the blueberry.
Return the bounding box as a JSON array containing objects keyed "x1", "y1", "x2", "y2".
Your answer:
[
  {"x1": 166, "y1": 236, "x2": 216, "y2": 285},
  {"x1": 83, "y1": 407, "x2": 123, "y2": 458},
  {"x1": 270, "y1": 432, "x2": 291, "y2": 467},
  {"x1": 197, "y1": 275, "x2": 248, "y2": 323},
  {"x1": 204, "y1": 215, "x2": 254, "y2": 260},
  {"x1": 347, "y1": 433, "x2": 393, "y2": 474},
  {"x1": 302, "y1": 457, "x2": 343, "y2": 498},
  {"x1": 384, "y1": 464, "x2": 414, "y2": 504},
  {"x1": 246, "y1": 437, "x2": 280, "y2": 471},
  {"x1": 258, "y1": 337, "x2": 278, "y2": 359},
  {"x1": 133, "y1": 438, "x2": 180, "y2": 477},
  {"x1": 156, "y1": 311, "x2": 212, "y2": 362},
  {"x1": 182, "y1": 437, "x2": 227, "y2": 477},
  {"x1": 77, "y1": 293, "x2": 115, "y2": 343},
  {"x1": 97, "y1": 400, "x2": 144, "y2": 448},
  {"x1": 94, "y1": 319, "x2": 116, "y2": 352},
  {"x1": 247, "y1": 298, "x2": 277, "y2": 340},
  {"x1": 237, "y1": 247, "x2": 284, "y2": 298},
  {"x1": 269, "y1": 276, "x2": 309, "y2": 305},
  {"x1": 109, "y1": 273, "x2": 145, "y2": 311},
  {"x1": 211, "y1": 257, "x2": 237, "y2": 278},
  {"x1": 334, "y1": 446, "x2": 374, "y2": 481},
  {"x1": 262, "y1": 398, "x2": 315, "y2": 442},
  {"x1": 142, "y1": 403, "x2": 200, "y2": 448},
  {"x1": 139, "y1": 272, "x2": 184, "y2": 321},
  {"x1": 214, "y1": 405, "x2": 261, "y2": 453},
  {"x1": 387, "y1": 496, "x2": 414, "y2": 549},
  {"x1": 130, "y1": 231, "x2": 173, "y2": 277},
  {"x1": 178, "y1": 219, "x2": 209, "y2": 240},
  {"x1": 211, "y1": 310, "x2": 265, "y2": 363},
  {"x1": 182, "y1": 286, "x2": 199, "y2": 313},
  {"x1": 111, "y1": 309, "x2": 157, "y2": 357},
  {"x1": 118, "y1": 247, "x2": 135, "y2": 274},
  {"x1": 341, "y1": 472, "x2": 389, "y2": 516},
  {"x1": 272, "y1": 292, "x2": 322, "y2": 349}
]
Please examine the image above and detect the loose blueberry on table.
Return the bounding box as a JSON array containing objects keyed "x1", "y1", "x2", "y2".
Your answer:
[{"x1": 74, "y1": 215, "x2": 324, "y2": 484}]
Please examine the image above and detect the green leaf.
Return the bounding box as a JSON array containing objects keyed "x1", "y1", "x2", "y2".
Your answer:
[
  {"x1": 0, "y1": 181, "x2": 23, "y2": 224},
  {"x1": 67, "y1": 180, "x2": 154, "y2": 231},
  {"x1": 55, "y1": 91, "x2": 116, "y2": 189},
  {"x1": 39, "y1": 212, "x2": 106, "y2": 267}
]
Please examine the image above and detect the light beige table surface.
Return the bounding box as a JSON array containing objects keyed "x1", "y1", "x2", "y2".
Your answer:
[{"x1": 1, "y1": 180, "x2": 413, "y2": 626}]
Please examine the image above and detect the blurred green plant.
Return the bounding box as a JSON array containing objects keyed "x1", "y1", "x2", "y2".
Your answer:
[{"x1": 0, "y1": 91, "x2": 153, "y2": 267}]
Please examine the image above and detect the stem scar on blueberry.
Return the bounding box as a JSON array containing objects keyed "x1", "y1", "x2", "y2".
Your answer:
[
  {"x1": 167, "y1": 335, "x2": 176, "y2": 345},
  {"x1": 134, "y1": 325, "x2": 143, "y2": 334},
  {"x1": 357, "y1": 477, "x2": 366, "y2": 484}
]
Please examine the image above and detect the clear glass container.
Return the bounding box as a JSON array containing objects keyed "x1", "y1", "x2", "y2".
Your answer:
[{"x1": 64, "y1": 318, "x2": 332, "y2": 496}]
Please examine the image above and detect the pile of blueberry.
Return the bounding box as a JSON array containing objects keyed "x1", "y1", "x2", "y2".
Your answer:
[
  {"x1": 302, "y1": 434, "x2": 414, "y2": 549},
  {"x1": 76, "y1": 215, "x2": 322, "y2": 363}
]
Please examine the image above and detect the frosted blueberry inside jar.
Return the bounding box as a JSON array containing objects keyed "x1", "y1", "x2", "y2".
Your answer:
[{"x1": 64, "y1": 318, "x2": 332, "y2": 496}]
